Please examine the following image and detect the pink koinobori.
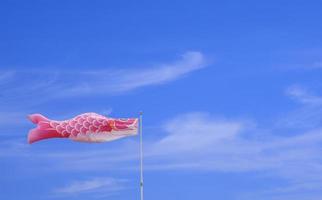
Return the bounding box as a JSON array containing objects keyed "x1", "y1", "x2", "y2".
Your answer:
[{"x1": 27, "y1": 112, "x2": 138, "y2": 144}]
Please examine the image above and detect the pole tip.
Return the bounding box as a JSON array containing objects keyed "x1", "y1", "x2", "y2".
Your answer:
[{"x1": 139, "y1": 111, "x2": 143, "y2": 115}]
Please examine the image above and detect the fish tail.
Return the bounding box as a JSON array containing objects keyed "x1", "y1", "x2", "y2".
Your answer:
[{"x1": 27, "y1": 114, "x2": 61, "y2": 144}]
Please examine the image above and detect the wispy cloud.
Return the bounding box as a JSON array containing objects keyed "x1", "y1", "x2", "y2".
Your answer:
[
  {"x1": 147, "y1": 113, "x2": 245, "y2": 157},
  {"x1": 144, "y1": 112, "x2": 322, "y2": 199},
  {"x1": 276, "y1": 86, "x2": 322, "y2": 129},
  {"x1": 286, "y1": 85, "x2": 322, "y2": 105},
  {"x1": 0, "y1": 51, "x2": 207, "y2": 106},
  {"x1": 144, "y1": 113, "x2": 322, "y2": 174},
  {"x1": 53, "y1": 177, "x2": 126, "y2": 198},
  {"x1": 59, "y1": 51, "x2": 206, "y2": 97}
]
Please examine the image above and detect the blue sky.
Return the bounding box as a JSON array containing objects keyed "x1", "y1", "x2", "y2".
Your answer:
[{"x1": 1, "y1": 0, "x2": 322, "y2": 199}]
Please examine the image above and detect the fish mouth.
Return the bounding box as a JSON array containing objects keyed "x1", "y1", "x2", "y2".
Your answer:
[
  {"x1": 128, "y1": 119, "x2": 139, "y2": 129},
  {"x1": 111, "y1": 118, "x2": 139, "y2": 131}
]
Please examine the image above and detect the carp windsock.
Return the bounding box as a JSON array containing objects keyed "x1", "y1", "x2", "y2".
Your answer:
[{"x1": 27, "y1": 112, "x2": 138, "y2": 144}]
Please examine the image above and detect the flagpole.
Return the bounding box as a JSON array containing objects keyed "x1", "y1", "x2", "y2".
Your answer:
[{"x1": 139, "y1": 111, "x2": 144, "y2": 200}]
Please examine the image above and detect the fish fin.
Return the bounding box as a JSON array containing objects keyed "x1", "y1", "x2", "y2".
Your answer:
[
  {"x1": 27, "y1": 114, "x2": 62, "y2": 144},
  {"x1": 28, "y1": 128, "x2": 61, "y2": 144},
  {"x1": 28, "y1": 114, "x2": 50, "y2": 124}
]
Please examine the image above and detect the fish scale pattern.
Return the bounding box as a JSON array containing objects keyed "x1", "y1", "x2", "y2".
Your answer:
[
  {"x1": 28, "y1": 112, "x2": 138, "y2": 144},
  {"x1": 49, "y1": 113, "x2": 112, "y2": 137}
]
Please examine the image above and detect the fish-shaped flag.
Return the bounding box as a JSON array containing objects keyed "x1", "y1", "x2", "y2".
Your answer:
[{"x1": 27, "y1": 112, "x2": 138, "y2": 144}]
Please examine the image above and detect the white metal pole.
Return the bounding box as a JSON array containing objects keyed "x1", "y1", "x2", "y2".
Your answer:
[{"x1": 139, "y1": 111, "x2": 144, "y2": 200}]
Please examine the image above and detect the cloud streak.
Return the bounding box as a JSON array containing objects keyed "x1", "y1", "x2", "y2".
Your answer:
[
  {"x1": 53, "y1": 177, "x2": 126, "y2": 198},
  {"x1": 276, "y1": 86, "x2": 322, "y2": 129},
  {"x1": 0, "y1": 51, "x2": 207, "y2": 106},
  {"x1": 58, "y1": 51, "x2": 206, "y2": 97},
  {"x1": 142, "y1": 113, "x2": 322, "y2": 174},
  {"x1": 286, "y1": 85, "x2": 322, "y2": 105}
]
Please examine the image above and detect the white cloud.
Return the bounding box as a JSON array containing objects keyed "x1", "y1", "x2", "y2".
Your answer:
[
  {"x1": 53, "y1": 177, "x2": 126, "y2": 197},
  {"x1": 147, "y1": 113, "x2": 244, "y2": 156},
  {"x1": 0, "y1": 51, "x2": 207, "y2": 104},
  {"x1": 56, "y1": 51, "x2": 206, "y2": 97},
  {"x1": 146, "y1": 112, "x2": 322, "y2": 198},
  {"x1": 286, "y1": 85, "x2": 322, "y2": 105},
  {"x1": 117, "y1": 51, "x2": 205, "y2": 89},
  {"x1": 276, "y1": 86, "x2": 322, "y2": 129},
  {"x1": 142, "y1": 113, "x2": 322, "y2": 174}
]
